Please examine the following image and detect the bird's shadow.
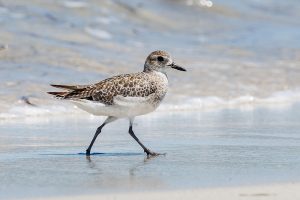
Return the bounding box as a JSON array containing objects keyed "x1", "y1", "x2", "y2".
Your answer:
[
  {"x1": 78, "y1": 152, "x2": 144, "y2": 157},
  {"x1": 40, "y1": 152, "x2": 143, "y2": 157}
]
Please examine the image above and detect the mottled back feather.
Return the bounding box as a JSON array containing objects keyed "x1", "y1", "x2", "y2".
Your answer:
[{"x1": 48, "y1": 72, "x2": 157, "y2": 105}]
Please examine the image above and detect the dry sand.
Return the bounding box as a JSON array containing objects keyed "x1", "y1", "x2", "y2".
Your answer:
[{"x1": 29, "y1": 183, "x2": 300, "y2": 200}]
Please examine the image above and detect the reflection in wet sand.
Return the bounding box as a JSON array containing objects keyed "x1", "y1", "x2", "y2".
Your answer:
[{"x1": 1, "y1": 104, "x2": 300, "y2": 198}]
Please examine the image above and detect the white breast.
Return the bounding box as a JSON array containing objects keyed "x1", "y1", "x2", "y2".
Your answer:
[
  {"x1": 71, "y1": 95, "x2": 157, "y2": 118},
  {"x1": 151, "y1": 71, "x2": 169, "y2": 103}
]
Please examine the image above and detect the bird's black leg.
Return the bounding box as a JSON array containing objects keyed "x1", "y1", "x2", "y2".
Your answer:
[
  {"x1": 86, "y1": 124, "x2": 105, "y2": 155},
  {"x1": 86, "y1": 116, "x2": 117, "y2": 155},
  {"x1": 128, "y1": 119, "x2": 162, "y2": 157}
]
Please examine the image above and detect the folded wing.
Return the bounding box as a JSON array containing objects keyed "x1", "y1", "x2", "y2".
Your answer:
[{"x1": 48, "y1": 73, "x2": 156, "y2": 105}]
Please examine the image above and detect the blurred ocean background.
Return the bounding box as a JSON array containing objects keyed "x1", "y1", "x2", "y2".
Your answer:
[{"x1": 1, "y1": 0, "x2": 300, "y2": 119}]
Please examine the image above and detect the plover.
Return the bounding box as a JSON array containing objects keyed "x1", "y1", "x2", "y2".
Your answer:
[{"x1": 48, "y1": 50, "x2": 186, "y2": 156}]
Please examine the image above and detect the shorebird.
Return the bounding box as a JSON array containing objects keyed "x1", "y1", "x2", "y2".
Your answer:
[{"x1": 48, "y1": 50, "x2": 186, "y2": 156}]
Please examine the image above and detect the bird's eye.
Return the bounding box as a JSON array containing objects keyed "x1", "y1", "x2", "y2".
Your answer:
[{"x1": 157, "y1": 56, "x2": 164, "y2": 62}]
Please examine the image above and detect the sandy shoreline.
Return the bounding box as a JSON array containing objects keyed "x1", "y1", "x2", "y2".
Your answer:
[
  {"x1": 1, "y1": 106, "x2": 300, "y2": 199},
  {"x1": 27, "y1": 183, "x2": 300, "y2": 200}
]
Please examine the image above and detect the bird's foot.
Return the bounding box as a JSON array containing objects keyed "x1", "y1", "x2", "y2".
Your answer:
[
  {"x1": 145, "y1": 150, "x2": 166, "y2": 157},
  {"x1": 86, "y1": 149, "x2": 91, "y2": 156}
]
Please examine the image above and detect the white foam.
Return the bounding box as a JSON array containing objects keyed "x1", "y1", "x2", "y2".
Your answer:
[
  {"x1": 95, "y1": 16, "x2": 119, "y2": 25},
  {"x1": 85, "y1": 27, "x2": 112, "y2": 40},
  {"x1": 159, "y1": 89, "x2": 300, "y2": 111},
  {"x1": 0, "y1": 104, "x2": 82, "y2": 120},
  {"x1": 62, "y1": 1, "x2": 88, "y2": 8}
]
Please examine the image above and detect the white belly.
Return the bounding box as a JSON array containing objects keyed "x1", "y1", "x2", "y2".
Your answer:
[{"x1": 71, "y1": 96, "x2": 158, "y2": 118}]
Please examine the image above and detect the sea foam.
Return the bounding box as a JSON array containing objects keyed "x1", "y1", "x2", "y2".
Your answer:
[{"x1": 160, "y1": 89, "x2": 300, "y2": 111}]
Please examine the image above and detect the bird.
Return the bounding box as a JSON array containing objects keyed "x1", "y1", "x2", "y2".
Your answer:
[{"x1": 48, "y1": 50, "x2": 186, "y2": 156}]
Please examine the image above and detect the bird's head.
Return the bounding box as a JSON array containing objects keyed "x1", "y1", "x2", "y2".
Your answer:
[{"x1": 144, "y1": 50, "x2": 186, "y2": 73}]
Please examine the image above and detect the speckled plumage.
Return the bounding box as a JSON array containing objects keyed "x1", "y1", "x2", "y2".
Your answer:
[
  {"x1": 48, "y1": 50, "x2": 186, "y2": 156},
  {"x1": 50, "y1": 72, "x2": 164, "y2": 106},
  {"x1": 48, "y1": 50, "x2": 178, "y2": 109}
]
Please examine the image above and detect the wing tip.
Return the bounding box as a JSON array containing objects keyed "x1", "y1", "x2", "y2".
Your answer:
[
  {"x1": 47, "y1": 91, "x2": 67, "y2": 99},
  {"x1": 50, "y1": 84, "x2": 78, "y2": 90}
]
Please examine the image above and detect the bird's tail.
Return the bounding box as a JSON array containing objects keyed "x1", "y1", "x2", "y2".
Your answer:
[
  {"x1": 49, "y1": 84, "x2": 80, "y2": 90},
  {"x1": 47, "y1": 84, "x2": 78, "y2": 99},
  {"x1": 47, "y1": 91, "x2": 69, "y2": 99},
  {"x1": 47, "y1": 84, "x2": 93, "y2": 100}
]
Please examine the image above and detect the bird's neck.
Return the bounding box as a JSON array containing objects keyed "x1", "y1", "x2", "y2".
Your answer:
[
  {"x1": 143, "y1": 64, "x2": 167, "y2": 76},
  {"x1": 143, "y1": 68, "x2": 167, "y2": 76},
  {"x1": 143, "y1": 63, "x2": 152, "y2": 72},
  {"x1": 143, "y1": 70, "x2": 168, "y2": 82}
]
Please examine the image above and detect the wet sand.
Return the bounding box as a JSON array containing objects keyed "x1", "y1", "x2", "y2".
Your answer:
[
  {"x1": 29, "y1": 183, "x2": 300, "y2": 200},
  {"x1": 1, "y1": 103, "x2": 300, "y2": 199}
]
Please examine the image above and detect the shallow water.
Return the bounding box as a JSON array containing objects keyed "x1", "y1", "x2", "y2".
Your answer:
[
  {"x1": 1, "y1": 103, "x2": 300, "y2": 198},
  {"x1": 0, "y1": 0, "x2": 300, "y2": 118}
]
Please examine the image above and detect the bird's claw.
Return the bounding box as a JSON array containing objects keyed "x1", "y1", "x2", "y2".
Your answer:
[
  {"x1": 145, "y1": 150, "x2": 166, "y2": 157},
  {"x1": 86, "y1": 149, "x2": 91, "y2": 156}
]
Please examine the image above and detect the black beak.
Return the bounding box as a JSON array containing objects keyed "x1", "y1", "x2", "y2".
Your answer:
[{"x1": 168, "y1": 63, "x2": 186, "y2": 71}]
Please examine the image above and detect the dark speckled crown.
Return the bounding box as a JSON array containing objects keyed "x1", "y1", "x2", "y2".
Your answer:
[{"x1": 144, "y1": 50, "x2": 172, "y2": 72}]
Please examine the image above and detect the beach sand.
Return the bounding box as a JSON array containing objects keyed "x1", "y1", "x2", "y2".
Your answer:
[{"x1": 30, "y1": 183, "x2": 300, "y2": 200}]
